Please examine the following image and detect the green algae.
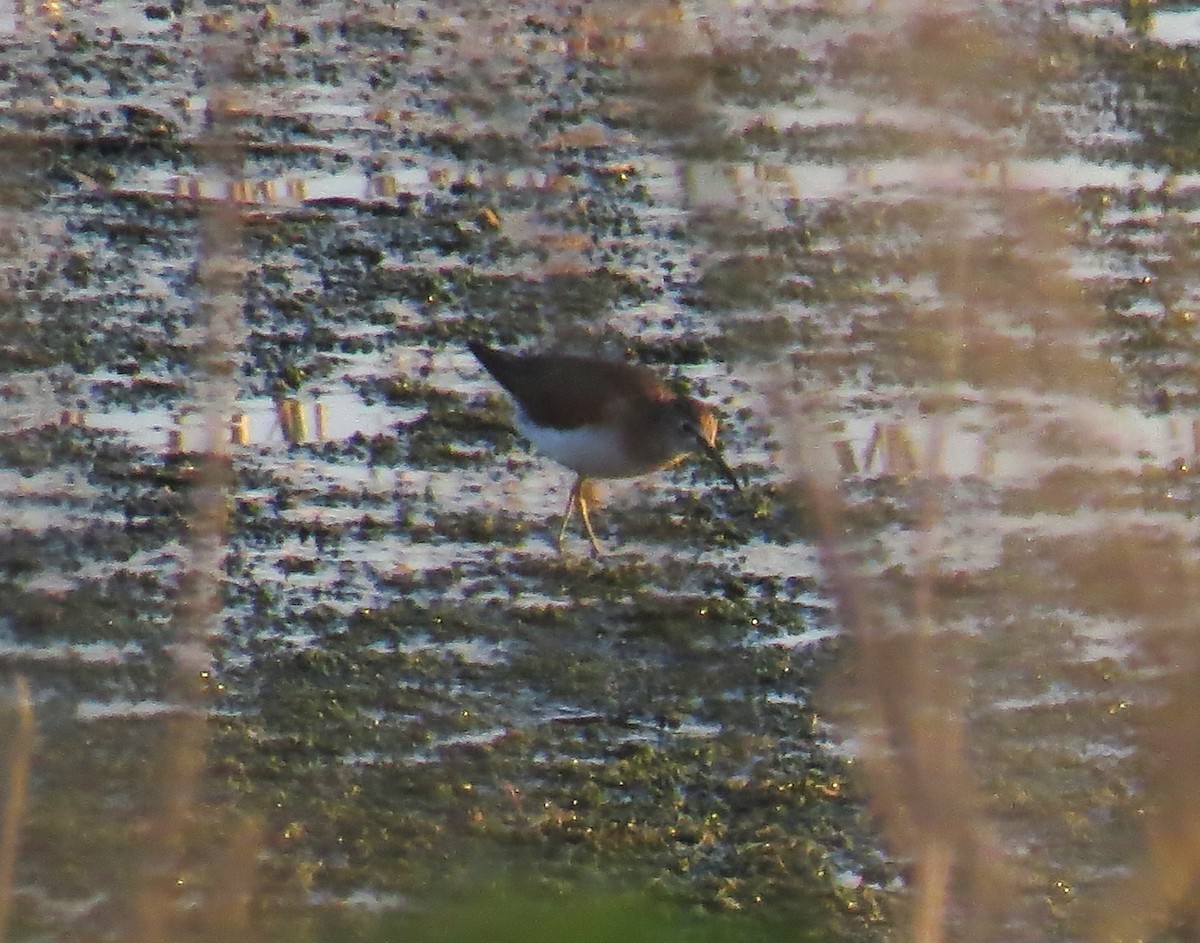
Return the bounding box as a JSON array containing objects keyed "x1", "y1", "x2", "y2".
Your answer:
[{"x1": 7, "y1": 1, "x2": 1200, "y2": 942}]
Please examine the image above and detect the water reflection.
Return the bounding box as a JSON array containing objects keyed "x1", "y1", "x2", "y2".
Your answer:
[
  {"x1": 147, "y1": 168, "x2": 441, "y2": 205},
  {"x1": 6, "y1": 0, "x2": 1200, "y2": 941}
]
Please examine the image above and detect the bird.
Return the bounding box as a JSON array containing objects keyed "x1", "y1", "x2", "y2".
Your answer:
[{"x1": 468, "y1": 340, "x2": 740, "y2": 556}]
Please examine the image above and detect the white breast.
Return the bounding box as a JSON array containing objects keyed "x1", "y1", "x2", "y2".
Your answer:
[{"x1": 516, "y1": 411, "x2": 641, "y2": 479}]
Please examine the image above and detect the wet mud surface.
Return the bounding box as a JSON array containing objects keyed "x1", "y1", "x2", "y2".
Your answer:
[{"x1": 3, "y1": 1, "x2": 1200, "y2": 941}]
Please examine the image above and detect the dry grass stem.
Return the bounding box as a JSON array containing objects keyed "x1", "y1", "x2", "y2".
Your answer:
[{"x1": 0, "y1": 678, "x2": 34, "y2": 943}]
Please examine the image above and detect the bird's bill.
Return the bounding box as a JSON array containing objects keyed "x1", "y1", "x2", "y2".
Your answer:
[{"x1": 700, "y1": 438, "x2": 742, "y2": 492}]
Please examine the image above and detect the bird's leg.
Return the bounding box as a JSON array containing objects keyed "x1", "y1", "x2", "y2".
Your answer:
[
  {"x1": 557, "y1": 477, "x2": 603, "y2": 556},
  {"x1": 576, "y1": 481, "x2": 603, "y2": 557},
  {"x1": 556, "y1": 477, "x2": 582, "y2": 553}
]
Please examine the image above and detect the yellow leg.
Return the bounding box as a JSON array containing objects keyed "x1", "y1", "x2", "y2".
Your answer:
[
  {"x1": 577, "y1": 484, "x2": 602, "y2": 557},
  {"x1": 556, "y1": 477, "x2": 603, "y2": 556},
  {"x1": 556, "y1": 478, "x2": 580, "y2": 552}
]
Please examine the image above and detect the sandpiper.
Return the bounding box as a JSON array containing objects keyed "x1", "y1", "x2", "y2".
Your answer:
[{"x1": 468, "y1": 340, "x2": 740, "y2": 556}]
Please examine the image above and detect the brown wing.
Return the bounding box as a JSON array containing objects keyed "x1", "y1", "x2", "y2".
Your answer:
[{"x1": 468, "y1": 342, "x2": 671, "y2": 429}]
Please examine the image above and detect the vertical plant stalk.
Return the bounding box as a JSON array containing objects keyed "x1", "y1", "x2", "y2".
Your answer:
[
  {"x1": 791, "y1": 441, "x2": 985, "y2": 943},
  {"x1": 1083, "y1": 544, "x2": 1200, "y2": 940},
  {"x1": 132, "y1": 26, "x2": 244, "y2": 943},
  {"x1": 779, "y1": 19, "x2": 1049, "y2": 941},
  {"x1": 0, "y1": 677, "x2": 34, "y2": 943}
]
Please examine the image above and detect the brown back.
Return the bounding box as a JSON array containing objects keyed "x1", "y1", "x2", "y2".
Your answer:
[{"x1": 468, "y1": 342, "x2": 674, "y2": 429}]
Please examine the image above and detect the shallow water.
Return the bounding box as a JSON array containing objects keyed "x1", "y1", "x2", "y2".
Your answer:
[{"x1": 3, "y1": 0, "x2": 1200, "y2": 941}]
